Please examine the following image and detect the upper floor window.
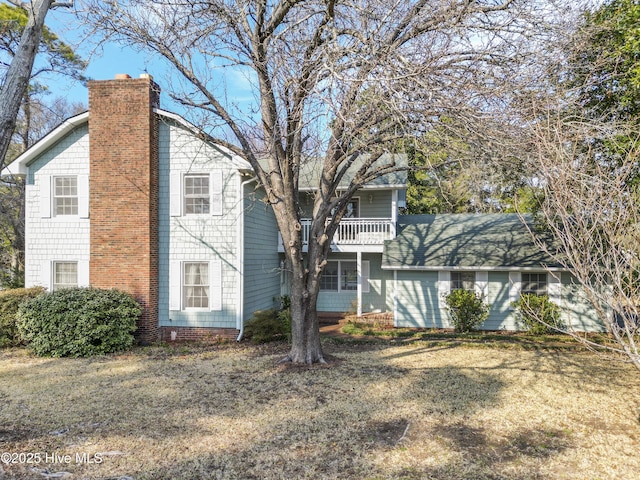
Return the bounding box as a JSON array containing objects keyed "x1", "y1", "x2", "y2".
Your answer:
[
  {"x1": 184, "y1": 175, "x2": 210, "y2": 215},
  {"x1": 53, "y1": 262, "x2": 77, "y2": 291},
  {"x1": 521, "y1": 273, "x2": 547, "y2": 296},
  {"x1": 170, "y1": 171, "x2": 223, "y2": 217},
  {"x1": 40, "y1": 175, "x2": 88, "y2": 219},
  {"x1": 330, "y1": 198, "x2": 359, "y2": 218},
  {"x1": 451, "y1": 271, "x2": 475, "y2": 291},
  {"x1": 53, "y1": 176, "x2": 78, "y2": 216}
]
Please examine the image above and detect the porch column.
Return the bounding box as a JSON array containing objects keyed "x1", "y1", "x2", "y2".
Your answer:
[
  {"x1": 357, "y1": 251, "x2": 363, "y2": 317},
  {"x1": 391, "y1": 190, "x2": 398, "y2": 238}
]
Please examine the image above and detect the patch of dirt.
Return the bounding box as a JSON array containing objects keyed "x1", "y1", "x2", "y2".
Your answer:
[{"x1": 274, "y1": 353, "x2": 342, "y2": 372}]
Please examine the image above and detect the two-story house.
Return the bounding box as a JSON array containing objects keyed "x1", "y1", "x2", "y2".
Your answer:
[{"x1": 3, "y1": 75, "x2": 605, "y2": 342}]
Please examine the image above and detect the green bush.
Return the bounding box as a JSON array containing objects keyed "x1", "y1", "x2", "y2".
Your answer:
[
  {"x1": 0, "y1": 287, "x2": 45, "y2": 348},
  {"x1": 445, "y1": 289, "x2": 490, "y2": 333},
  {"x1": 244, "y1": 307, "x2": 291, "y2": 344},
  {"x1": 17, "y1": 288, "x2": 141, "y2": 357},
  {"x1": 512, "y1": 293, "x2": 564, "y2": 335}
]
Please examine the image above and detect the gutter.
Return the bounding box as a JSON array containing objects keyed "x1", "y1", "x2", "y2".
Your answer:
[{"x1": 236, "y1": 174, "x2": 259, "y2": 341}]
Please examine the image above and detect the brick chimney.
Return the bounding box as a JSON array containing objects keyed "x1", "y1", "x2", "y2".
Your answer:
[{"x1": 88, "y1": 74, "x2": 160, "y2": 344}]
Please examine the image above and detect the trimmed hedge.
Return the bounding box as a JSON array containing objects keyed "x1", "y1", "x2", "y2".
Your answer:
[
  {"x1": 17, "y1": 288, "x2": 141, "y2": 357},
  {"x1": 0, "y1": 287, "x2": 45, "y2": 348}
]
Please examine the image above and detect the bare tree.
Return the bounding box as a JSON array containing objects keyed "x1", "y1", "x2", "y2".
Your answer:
[
  {"x1": 83, "y1": 0, "x2": 565, "y2": 363},
  {"x1": 0, "y1": 0, "x2": 53, "y2": 167},
  {"x1": 519, "y1": 111, "x2": 640, "y2": 371}
]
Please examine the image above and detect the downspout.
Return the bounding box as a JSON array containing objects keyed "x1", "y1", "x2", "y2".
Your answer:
[{"x1": 236, "y1": 174, "x2": 258, "y2": 341}]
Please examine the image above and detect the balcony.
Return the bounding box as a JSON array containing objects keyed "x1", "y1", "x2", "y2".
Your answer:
[{"x1": 278, "y1": 218, "x2": 395, "y2": 253}]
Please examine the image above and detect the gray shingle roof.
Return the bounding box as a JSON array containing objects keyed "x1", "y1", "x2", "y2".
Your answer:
[
  {"x1": 382, "y1": 214, "x2": 562, "y2": 270},
  {"x1": 259, "y1": 153, "x2": 408, "y2": 190}
]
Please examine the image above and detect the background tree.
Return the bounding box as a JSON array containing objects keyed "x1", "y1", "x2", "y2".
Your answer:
[
  {"x1": 512, "y1": 0, "x2": 640, "y2": 370},
  {"x1": 0, "y1": 96, "x2": 83, "y2": 288},
  {"x1": 0, "y1": 0, "x2": 53, "y2": 168},
  {"x1": 84, "y1": 0, "x2": 569, "y2": 364},
  {"x1": 0, "y1": 0, "x2": 85, "y2": 286}
]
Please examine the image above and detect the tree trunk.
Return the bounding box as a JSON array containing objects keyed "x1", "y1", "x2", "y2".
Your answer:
[
  {"x1": 0, "y1": 0, "x2": 51, "y2": 168},
  {"x1": 282, "y1": 256, "x2": 325, "y2": 364}
]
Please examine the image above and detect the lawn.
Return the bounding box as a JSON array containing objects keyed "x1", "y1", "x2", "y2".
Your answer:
[{"x1": 0, "y1": 338, "x2": 638, "y2": 479}]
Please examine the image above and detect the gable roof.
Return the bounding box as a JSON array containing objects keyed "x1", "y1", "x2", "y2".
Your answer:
[
  {"x1": 382, "y1": 214, "x2": 563, "y2": 271},
  {"x1": 297, "y1": 153, "x2": 408, "y2": 190},
  {"x1": 0, "y1": 108, "x2": 251, "y2": 176}
]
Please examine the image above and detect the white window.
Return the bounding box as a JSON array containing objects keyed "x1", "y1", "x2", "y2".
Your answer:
[
  {"x1": 40, "y1": 175, "x2": 89, "y2": 218},
  {"x1": 170, "y1": 171, "x2": 223, "y2": 217},
  {"x1": 341, "y1": 261, "x2": 358, "y2": 291},
  {"x1": 184, "y1": 175, "x2": 210, "y2": 215},
  {"x1": 183, "y1": 262, "x2": 209, "y2": 309},
  {"x1": 521, "y1": 272, "x2": 547, "y2": 296},
  {"x1": 53, "y1": 262, "x2": 77, "y2": 290},
  {"x1": 320, "y1": 260, "x2": 368, "y2": 292},
  {"x1": 169, "y1": 260, "x2": 222, "y2": 311},
  {"x1": 330, "y1": 198, "x2": 359, "y2": 218},
  {"x1": 53, "y1": 176, "x2": 78, "y2": 216},
  {"x1": 451, "y1": 271, "x2": 475, "y2": 291},
  {"x1": 509, "y1": 272, "x2": 561, "y2": 308},
  {"x1": 439, "y1": 271, "x2": 488, "y2": 308}
]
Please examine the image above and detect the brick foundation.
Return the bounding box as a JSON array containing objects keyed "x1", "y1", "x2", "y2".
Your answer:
[
  {"x1": 344, "y1": 311, "x2": 394, "y2": 328},
  {"x1": 88, "y1": 75, "x2": 160, "y2": 344},
  {"x1": 160, "y1": 326, "x2": 240, "y2": 343}
]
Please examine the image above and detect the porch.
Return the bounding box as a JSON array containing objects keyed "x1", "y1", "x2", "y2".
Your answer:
[{"x1": 277, "y1": 218, "x2": 395, "y2": 253}]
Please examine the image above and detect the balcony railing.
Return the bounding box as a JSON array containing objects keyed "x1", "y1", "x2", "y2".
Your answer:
[{"x1": 279, "y1": 218, "x2": 394, "y2": 250}]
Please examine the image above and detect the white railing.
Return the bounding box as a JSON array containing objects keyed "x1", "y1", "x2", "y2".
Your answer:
[
  {"x1": 332, "y1": 218, "x2": 394, "y2": 244},
  {"x1": 280, "y1": 218, "x2": 394, "y2": 248}
]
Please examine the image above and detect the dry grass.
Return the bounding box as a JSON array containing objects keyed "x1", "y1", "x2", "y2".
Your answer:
[{"x1": 0, "y1": 339, "x2": 639, "y2": 480}]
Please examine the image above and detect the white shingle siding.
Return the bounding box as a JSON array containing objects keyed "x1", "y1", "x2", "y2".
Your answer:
[
  {"x1": 25, "y1": 126, "x2": 90, "y2": 290},
  {"x1": 157, "y1": 119, "x2": 239, "y2": 329}
]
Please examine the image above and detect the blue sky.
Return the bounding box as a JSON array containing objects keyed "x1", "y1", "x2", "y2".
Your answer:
[
  {"x1": 41, "y1": 5, "x2": 253, "y2": 120},
  {"x1": 43, "y1": 5, "x2": 169, "y2": 108}
]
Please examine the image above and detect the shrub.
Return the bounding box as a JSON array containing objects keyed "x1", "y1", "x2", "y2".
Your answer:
[
  {"x1": 445, "y1": 289, "x2": 490, "y2": 333},
  {"x1": 244, "y1": 307, "x2": 291, "y2": 343},
  {"x1": 17, "y1": 288, "x2": 141, "y2": 357},
  {"x1": 512, "y1": 293, "x2": 563, "y2": 335},
  {"x1": 0, "y1": 287, "x2": 45, "y2": 348}
]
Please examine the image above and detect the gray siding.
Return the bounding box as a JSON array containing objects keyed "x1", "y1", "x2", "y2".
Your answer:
[
  {"x1": 299, "y1": 190, "x2": 394, "y2": 218},
  {"x1": 243, "y1": 186, "x2": 281, "y2": 320},
  {"x1": 561, "y1": 274, "x2": 606, "y2": 332},
  {"x1": 158, "y1": 119, "x2": 240, "y2": 329},
  {"x1": 395, "y1": 271, "x2": 446, "y2": 328},
  {"x1": 393, "y1": 270, "x2": 605, "y2": 332},
  {"x1": 484, "y1": 272, "x2": 518, "y2": 330},
  {"x1": 24, "y1": 125, "x2": 90, "y2": 289},
  {"x1": 279, "y1": 253, "x2": 391, "y2": 313}
]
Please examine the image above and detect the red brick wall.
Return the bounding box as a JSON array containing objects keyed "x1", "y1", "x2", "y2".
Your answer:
[
  {"x1": 160, "y1": 326, "x2": 240, "y2": 343},
  {"x1": 88, "y1": 76, "x2": 160, "y2": 344}
]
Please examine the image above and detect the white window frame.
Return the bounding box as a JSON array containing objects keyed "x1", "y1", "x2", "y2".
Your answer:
[
  {"x1": 183, "y1": 262, "x2": 210, "y2": 310},
  {"x1": 330, "y1": 197, "x2": 360, "y2": 218},
  {"x1": 170, "y1": 171, "x2": 223, "y2": 217},
  {"x1": 40, "y1": 175, "x2": 89, "y2": 219},
  {"x1": 169, "y1": 260, "x2": 222, "y2": 311},
  {"x1": 53, "y1": 176, "x2": 79, "y2": 216},
  {"x1": 509, "y1": 271, "x2": 561, "y2": 308},
  {"x1": 183, "y1": 174, "x2": 211, "y2": 215},
  {"x1": 52, "y1": 261, "x2": 78, "y2": 291},
  {"x1": 439, "y1": 271, "x2": 488, "y2": 308},
  {"x1": 320, "y1": 260, "x2": 369, "y2": 293},
  {"x1": 521, "y1": 272, "x2": 548, "y2": 296},
  {"x1": 450, "y1": 271, "x2": 476, "y2": 292}
]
